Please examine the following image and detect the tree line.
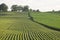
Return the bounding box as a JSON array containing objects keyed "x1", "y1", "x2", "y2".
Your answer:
[
  {"x1": 1, "y1": 3, "x2": 60, "y2": 13},
  {"x1": 0, "y1": 3, "x2": 40, "y2": 12},
  {"x1": 11, "y1": 5, "x2": 29, "y2": 12}
]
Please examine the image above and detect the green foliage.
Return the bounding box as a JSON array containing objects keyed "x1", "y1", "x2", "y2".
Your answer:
[
  {"x1": 23, "y1": 5, "x2": 29, "y2": 11},
  {"x1": 11, "y1": 5, "x2": 18, "y2": 11},
  {"x1": 36, "y1": 9, "x2": 40, "y2": 12},
  {"x1": 17, "y1": 6, "x2": 23, "y2": 12},
  {"x1": 0, "y1": 3, "x2": 8, "y2": 11},
  {"x1": 11, "y1": 5, "x2": 29, "y2": 12}
]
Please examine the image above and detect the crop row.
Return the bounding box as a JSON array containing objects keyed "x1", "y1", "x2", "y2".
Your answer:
[{"x1": 0, "y1": 31, "x2": 60, "y2": 40}]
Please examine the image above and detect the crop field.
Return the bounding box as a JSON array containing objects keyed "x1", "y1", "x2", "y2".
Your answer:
[
  {"x1": 0, "y1": 12, "x2": 60, "y2": 40},
  {"x1": 31, "y1": 12, "x2": 60, "y2": 29}
]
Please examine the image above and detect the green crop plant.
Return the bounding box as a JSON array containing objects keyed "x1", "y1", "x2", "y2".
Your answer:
[{"x1": 0, "y1": 12, "x2": 60, "y2": 40}]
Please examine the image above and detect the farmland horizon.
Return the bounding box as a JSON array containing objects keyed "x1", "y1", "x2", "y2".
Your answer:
[
  {"x1": 0, "y1": 0, "x2": 60, "y2": 12},
  {"x1": 0, "y1": 0, "x2": 60, "y2": 40}
]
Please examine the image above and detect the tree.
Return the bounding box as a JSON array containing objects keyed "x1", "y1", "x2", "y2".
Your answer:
[
  {"x1": 52, "y1": 10, "x2": 55, "y2": 12},
  {"x1": 17, "y1": 6, "x2": 23, "y2": 12},
  {"x1": 23, "y1": 5, "x2": 29, "y2": 11},
  {"x1": 36, "y1": 9, "x2": 40, "y2": 12},
  {"x1": 11, "y1": 5, "x2": 29, "y2": 12},
  {"x1": 11, "y1": 5, "x2": 18, "y2": 11},
  {"x1": 0, "y1": 5, "x2": 2, "y2": 11},
  {"x1": 29, "y1": 9, "x2": 33, "y2": 12},
  {"x1": 0, "y1": 3, "x2": 8, "y2": 11},
  {"x1": 33, "y1": 10, "x2": 36, "y2": 12},
  {"x1": 57, "y1": 10, "x2": 60, "y2": 13},
  {"x1": 52, "y1": 10, "x2": 55, "y2": 13}
]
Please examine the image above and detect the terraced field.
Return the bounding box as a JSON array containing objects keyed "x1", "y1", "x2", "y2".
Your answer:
[{"x1": 0, "y1": 12, "x2": 60, "y2": 40}]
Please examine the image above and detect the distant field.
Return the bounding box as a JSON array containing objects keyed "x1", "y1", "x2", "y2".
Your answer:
[
  {"x1": 31, "y1": 12, "x2": 60, "y2": 29},
  {"x1": 0, "y1": 12, "x2": 60, "y2": 40}
]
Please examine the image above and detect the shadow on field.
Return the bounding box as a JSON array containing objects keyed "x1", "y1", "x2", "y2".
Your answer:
[{"x1": 28, "y1": 12, "x2": 60, "y2": 31}]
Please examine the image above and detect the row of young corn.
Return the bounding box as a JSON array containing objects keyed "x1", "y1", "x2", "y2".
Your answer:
[{"x1": 0, "y1": 31, "x2": 60, "y2": 40}]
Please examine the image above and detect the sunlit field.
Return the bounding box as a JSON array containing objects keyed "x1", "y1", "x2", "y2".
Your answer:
[
  {"x1": 31, "y1": 12, "x2": 60, "y2": 29},
  {"x1": 0, "y1": 12, "x2": 60, "y2": 40}
]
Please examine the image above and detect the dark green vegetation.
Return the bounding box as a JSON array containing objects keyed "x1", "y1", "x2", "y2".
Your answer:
[
  {"x1": 0, "y1": 3, "x2": 8, "y2": 12},
  {"x1": 0, "y1": 3, "x2": 29, "y2": 12},
  {"x1": 0, "y1": 12, "x2": 60, "y2": 40},
  {"x1": 11, "y1": 5, "x2": 29, "y2": 12},
  {"x1": 31, "y1": 12, "x2": 60, "y2": 29}
]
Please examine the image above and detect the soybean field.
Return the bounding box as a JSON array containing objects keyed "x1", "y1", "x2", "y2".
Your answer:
[{"x1": 0, "y1": 12, "x2": 60, "y2": 40}]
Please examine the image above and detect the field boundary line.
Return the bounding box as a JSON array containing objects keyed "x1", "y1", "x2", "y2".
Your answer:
[{"x1": 28, "y1": 12, "x2": 60, "y2": 31}]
